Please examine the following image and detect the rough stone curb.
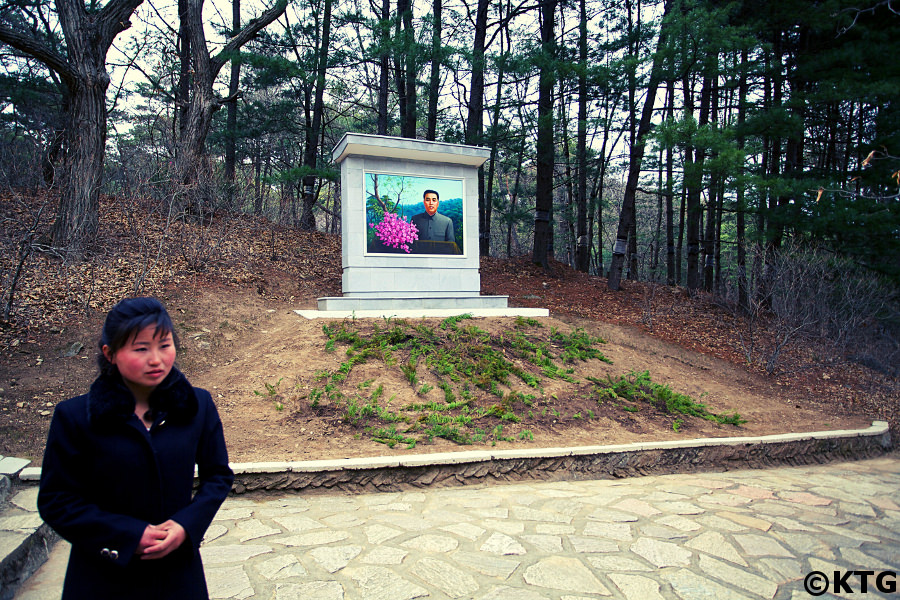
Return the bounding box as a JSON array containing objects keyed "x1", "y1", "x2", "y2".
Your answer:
[
  {"x1": 14, "y1": 422, "x2": 892, "y2": 495},
  {"x1": 226, "y1": 420, "x2": 891, "y2": 495},
  {"x1": 0, "y1": 523, "x2": 58, "y2": 600}
]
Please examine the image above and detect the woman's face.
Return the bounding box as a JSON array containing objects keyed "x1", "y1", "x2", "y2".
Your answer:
[{"x1": 104, "y1": 325, "x2": 176, "y2": 397}]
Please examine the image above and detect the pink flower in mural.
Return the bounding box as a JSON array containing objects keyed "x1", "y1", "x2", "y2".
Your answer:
[{"x1": 370, "y1": 212, "x2": 418, "y2": 253}]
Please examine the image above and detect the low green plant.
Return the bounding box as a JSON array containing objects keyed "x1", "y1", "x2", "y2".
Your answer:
[
  {"x1": 401, "y1": 360, "x2": 418, "y2": 386},
  {"x1": 369, "y1": 384, "x2": 384, "y2": 404},
  {"x1": 371, "y1": 425, "x2": 417, "y2": 449},
  {"x1": 492, "y1": 424, "x2": 513, "y2": 442},
  {"x1": 515, "y1": 316, "x2": 543, "y2": 328},
  {"x1": 254, "y1": 377, "x2": 284, "y2": 398},
  {"x1": 551, "y1": 327, "x2": 611, "y2": 364},
  {"x1": 591, "y1": 371, "x2": 746, "y2": 426},
  {"x1": 440, "y1": 313, "x2": 474, "y2": 330},
  {"x1": 425, "y1": 423, "x2": 471, "y2": 444}
]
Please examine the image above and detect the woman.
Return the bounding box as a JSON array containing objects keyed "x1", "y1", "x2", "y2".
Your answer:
[{"x1": 38, "y1": 297, "x2": 234, "y2": 599}]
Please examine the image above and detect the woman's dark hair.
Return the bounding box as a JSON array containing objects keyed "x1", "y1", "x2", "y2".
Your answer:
[{"x1": 97, "y1": 297, "x2": 178, "y2": 373}]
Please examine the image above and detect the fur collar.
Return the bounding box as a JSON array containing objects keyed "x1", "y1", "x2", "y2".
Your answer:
[{"x1": 87, "y1": 366, "x2": 198, "y2": 428}]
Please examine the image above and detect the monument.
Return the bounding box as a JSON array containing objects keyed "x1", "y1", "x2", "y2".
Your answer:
[{"x1": 299, "y1": 133, "x2": 547, "y2": 318}]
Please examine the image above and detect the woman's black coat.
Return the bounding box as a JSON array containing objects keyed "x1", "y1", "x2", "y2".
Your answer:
[{"x1": 38, "y1": 367, "x2": 234, "y2": 600}]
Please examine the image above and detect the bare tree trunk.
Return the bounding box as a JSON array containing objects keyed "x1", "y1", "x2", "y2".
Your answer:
[
  {"x1": 300, "y1": 0, "x2": 333, "y2": 231},
  {"x1": 425, "y1": 0, "x2": 442, "y2": 141},
  {"x1": 394, "y1": 0, "x2": 416, "y2": 138},
  {"x1": 574, "y1": 0, "x2": 589, "y2": 272},
  {"x1": 465, "y1": 0, "x2": 490, "y2": 254},
  {"x1": 685, "y1": 73, "x2": 712, "y2": 292},
  {"x1": 607, "y1": 0, "x2": 673, "y2": 290},
  {"x1": 627, "y1": 222, "x2": 638, "y2": 280},
  {"x1": 507, "y1": 127, "x2": 525, "y2": 258},
  {"x1": 532, "y1": 0, "x2": 555, "y2": 269},
  {"x1": 676, "y1": 181, "x2": 685, "y2": 284},
  {"x1": 402, "y1": 0, "x2": 416, "y2": 137},
  {"x1": 560, "y1": 95, "x2": 575, "y2": 267},
  {"x1": 652, "y1": 149, "x2": 663, "y2": 277},
  {"x1": 224, "y1": 0, "x2": 241, "y2": 183},
  {"x1": 665, "y1": 79, "x2": 675, "y2": 286},
  {"x1": 177, "y1": 0, "x2": 192, "y2": 140},
  {"x1": 51, "y1": 77, "x2": 106, "y2": 247},
  {"x1": 376, "y1": 0, "x2": 390, "y2": 135},
  {"x1": 483, "y1": 9, "x2": 507, "y2": 258},
  {"x1": 703, "y1": 70, "x2": 720, "y2": 292},
  {"x1": 736, "y1": 49, "x2": 749, "y2": 309}
]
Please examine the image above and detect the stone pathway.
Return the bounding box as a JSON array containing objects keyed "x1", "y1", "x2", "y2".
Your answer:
[{"x1": 14, "y1": 456, "x2": 900, "y2": 599}]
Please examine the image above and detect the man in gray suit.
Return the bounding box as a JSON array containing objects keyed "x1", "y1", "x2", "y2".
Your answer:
[{"x1": 411, "y1": 189, "x2": 455, "y2": 243}]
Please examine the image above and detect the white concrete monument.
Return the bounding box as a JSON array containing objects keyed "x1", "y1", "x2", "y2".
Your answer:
[{"x1": 302, "y1": 133, "x2": 547, "y2": 318}]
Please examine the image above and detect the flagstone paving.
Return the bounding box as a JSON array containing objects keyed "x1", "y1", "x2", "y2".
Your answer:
[{"x1": 13, "y1": 456, "x2": 900, "y2": 599}]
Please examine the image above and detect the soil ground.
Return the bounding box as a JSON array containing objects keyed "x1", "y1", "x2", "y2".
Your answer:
[{"x1": 0, "y1": 199, "x2": 894, "y2": 465}]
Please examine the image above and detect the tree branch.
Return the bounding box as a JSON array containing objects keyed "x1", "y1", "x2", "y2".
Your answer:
[
  {"x1": 97, "y1": 0, "x2": 147, "y2": 50},
  {"x1": 210, "y1": 0, "x2": 287, "y2": 77},
  {"x1": 0, "y1": 25, "x2": 74, "y2": 83}
]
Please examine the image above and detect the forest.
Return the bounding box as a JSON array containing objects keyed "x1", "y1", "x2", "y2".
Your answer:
[{"x1": 1, "y1": 0, "x2": 898, "y2": 371}]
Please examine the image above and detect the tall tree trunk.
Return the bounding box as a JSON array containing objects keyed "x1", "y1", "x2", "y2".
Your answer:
[
  {"x1": 676, "y1": 181, "x2": 685, "y2": 284},
  {"x1": 393, "y1": 9, "x2": 407, "y2": 137},
  {"x1": 685, "y1": 73, "x2": 712, "y2": 292},
  {"x1": 466, "y1": 0, "x2": 490, "y2": 254},
  {"x1": 483, "y1": 6, "x2": 508, "y2": 258},
  {"x1": 591, "y1": 166, "x2": 603, "y2": 276},
  {"x1": 51, "y1": 74, "x2": 107, "y2": 247},
  {"x1": 704, "y1": 64, "x2": 720, "y2": 292},
  {"x1": 300, "y1": 0, "x2": 332, "y2": 230},
  {"x1": 532, "y1": 0, "x2": 555, "y2": 268},
  {"x1": 652, "y1": 147, "x2": 663, "y2": 276},
  {"x1": 736, "y1": 49, "x2": 749, "y2": 309},
  {"x1": 627, "y1": 221, "x2": 638, "y2": 280},
  {"x1": 402, "y1": 0, "x2": 416, "y2": 137},
  {"x1": 395, "y1": 0, "x2": 416, "y2": 138},
  {"x1": 425, "y1": 0, "x2": 442, "y2": 140},
  {"x1": 607, "y1": 0, "x2": 673, "y2": 290},
  {"x1": 665, "y1": 78, "x2": 675, "y2": 286},
  {"x1": 574, "y1": 0, "x2": 589, "y2": 272},
  {"x1": 560, "y1": 96, "x2": 575, "y2": 266},
  {"x1": 177, "y1": 0, "x2": 192, "y2": 140},
  {"x1": 703, "y1": 173, "x2": 717, "y2": 292},
  {"x1": 224, "y1": 0, "x2": 241, "y2": 184},
  {"x1": 376, "y1": 0, "x2": 390, "y2": 135},
  {"x1": 254, "y1": 148, "x2": 263, "y2": 214}
]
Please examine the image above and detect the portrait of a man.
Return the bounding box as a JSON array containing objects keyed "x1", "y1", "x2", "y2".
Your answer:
[
  {"x1": 411, "y1": 190, "x2": 455, "y2": 243},
  {"x1": 365, "y1": 173, "x2": 464, "y2": 256}
]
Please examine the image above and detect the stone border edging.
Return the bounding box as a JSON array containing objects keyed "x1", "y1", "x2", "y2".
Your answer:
[
  {"x1": 17, "y1": 421, "x2": 891, "y2": 495},
  {"x1": 226, "y1": 420, "x2": 891, "y2": 494}
]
